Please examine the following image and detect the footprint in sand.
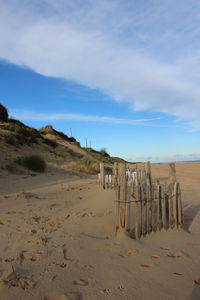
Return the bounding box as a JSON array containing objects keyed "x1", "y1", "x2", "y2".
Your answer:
[
  {"x1": 62, "y1": 245, "x2": 77, "y2": 261},
  {"x1": 62, "y1": 247, "x2": 68, "y2": 260},
  {"x1": 19, "y1": 250, "x2": 43, "y2": 262},
  {"x1": 17, "y1": 192, "x2": 41, "y2": 200},
  {"x1": 103, "y1": 288, "x2": 112, "y2": 295},
  {"x1": 29, "y1": 236, "x2": 51, "y2": 246},
  {"x1": 73, "y1": 278, "x2": 95, "y2": 287},
  {"x1": 167, "y1": 253, "x2": 182, "y2": 258},
  {"x1": 80, "y1": 212, "x2": 94, "y2": 217},
  {"x1": 49, "y1": 203, "x2": 57, "y2": 209},
  {"x1": 117, "y1": 285, "x2": 125, "y2": 291},
  {"x1": 32, "y1": 216, "x2": 41, "y2": 223},
  {"x1": 66, "y1": 212, "x2": 76, "y2": 219},
  {"x1": 0, "y1": 220, "x2": 4, "y2": 225},
  {"x1": 160, "y1": 246, "x2": 171, "y2": 250},
  {"x1": 3, "y1": 271, "x2": 37, "y2": 289},
  {"x1": 5, "y1": 257, "x2": 15, "y2": 262},
  {"x1": 52, "y1": 261, "x2": 67, "y2": 268},
  {"x1": 140, "y1": 264, "x2": 153, "y2": 268},
  {"x1": 82, "y1": 264, "x2": 96, "y2": 271},
  {"x1": 151, "y1": 255, "x2": 160, "y2": 259},
  {"x1": 118, "y1": 249, "x2": 138, "y2": 258}
]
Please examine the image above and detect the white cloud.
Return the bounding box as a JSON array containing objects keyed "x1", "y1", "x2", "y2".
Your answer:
[
  {"x1": 10, "y1": 109, "x2": 164, "y2": 126},
  {"x1": 1, "y1": 0, "x2": 200, "y2": 128}
]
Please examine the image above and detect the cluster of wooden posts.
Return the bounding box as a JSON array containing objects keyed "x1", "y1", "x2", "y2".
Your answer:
[{"x1": 99, "y1": 162, "x2": 184, "y2": 239}]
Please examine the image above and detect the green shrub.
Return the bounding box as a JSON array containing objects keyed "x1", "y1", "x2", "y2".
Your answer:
[
  {"x1": 15, "y1": 155, "x2": 46, "y2": 172},
  {"x1": 0, "y1": 104, "x2": 8, "y2": 122},
  {"x1": 5, "y1": 134, "x2": 18, "y2": 146},
  {"x1": 100, "y1": 148, "x2": 110, "y2": 157}
]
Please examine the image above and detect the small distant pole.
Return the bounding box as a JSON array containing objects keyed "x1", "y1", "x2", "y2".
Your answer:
[
  {"x1": 70, "y1": 128, "x2": 72, "y2": 137},
  {"x1": 86, "y1": 138, "x2": 87, "y2": 148}
]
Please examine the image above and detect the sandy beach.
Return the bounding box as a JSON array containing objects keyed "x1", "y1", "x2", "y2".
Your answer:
[{"x1": 0, "y1": 162, "x2": 200, "y2": 300}]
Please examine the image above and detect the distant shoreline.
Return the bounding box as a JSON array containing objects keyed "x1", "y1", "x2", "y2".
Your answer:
[{"x1": 156, "y1": 160, "x2": 200, "y2": 164}]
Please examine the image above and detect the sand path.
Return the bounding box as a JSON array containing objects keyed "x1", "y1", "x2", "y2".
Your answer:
[{"x1": 0, "y1": 164, "x2": 200, "y2": 299}]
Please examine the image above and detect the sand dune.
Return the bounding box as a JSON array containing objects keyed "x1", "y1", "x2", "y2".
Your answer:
[{"x1": 0, "y1": 163, "x2": 200, "y2": 299}]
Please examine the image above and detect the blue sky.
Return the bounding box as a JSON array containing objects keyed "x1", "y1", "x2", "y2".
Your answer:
[{"x1": 1, "y1": 0, "x2": 200, "y2": 162}]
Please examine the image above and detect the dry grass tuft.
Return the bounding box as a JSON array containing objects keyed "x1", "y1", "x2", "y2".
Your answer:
[{"x1": 73, "y1": 156, "x2": 99, "y2": 174}]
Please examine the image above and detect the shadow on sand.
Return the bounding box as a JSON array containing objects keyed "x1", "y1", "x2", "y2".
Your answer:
[
  {"x1": 188, "y1": 286, "x2": 200, "y2": 300},
  {"x1": 183, "y1": 203, "x2": 200, "y2": 232}
]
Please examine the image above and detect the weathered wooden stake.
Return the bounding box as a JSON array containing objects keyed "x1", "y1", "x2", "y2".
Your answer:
[
  {"x1": 113, "y1": 162, "x2": 118, "y2": 188},
  {"x1": 115, "y1": 185, "x2": 120, "y2": 234},
  {"x1": 177, "y1": 183, "x2": 184, "y2": 228},
  {"x1": 169, "y1": 163, "x2": 176, "y2": 188},
  {"x1": 163, "y1": 185, "x2": 169, "y2": 230},
  {"x1": 152, "y1": 184, "x2": 158, "y2": 232},
  {"x1": 117, "y1": 163, "x2": 127, "y2": 229},
  {"x1": 137, "y1": 185, "x2": 142, "y2": 238},
  {"x1": 126, "y1": 185, "x2": 131, "y2": 232},
  {"x1": 100, "y1": 163, "x2": 105, "y2": 189},
  {"x1": 158, "y1": 184, "x2": 163, "y2": 231},
  {"x1": 146, "y1": 183, "x2": 151, "y2": 234},
  {"x1": 142, "y1": 184, "x2": 148, "y2": 237}
]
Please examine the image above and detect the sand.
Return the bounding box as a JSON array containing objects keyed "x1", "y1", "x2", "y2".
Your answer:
[{"x1": 0, "y1": 163, "x2": 200, "y2": 300}]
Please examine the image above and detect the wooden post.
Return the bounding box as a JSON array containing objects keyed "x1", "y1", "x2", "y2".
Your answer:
[
  {"x1": 142, "y1": 184, "x2": 147, "y2": 237},
  {"x1": 115, "y1": 185, "x2": 120, "y2": 234},
  {"x1": 172, "y1": 182, "x2": 177, "y2": 228},
  {"x1": 152, "y1": 184, "x2": 158, "y2": 232},
  {"x1": 100, "y1": 163, "x2": 105, "y2": 189},
  {"x1": 108, "y1": 174, "x2": 112, "y2": 189},
  {"x1": 105, "y1": 174, "x2": 108, "y2": 189},
  {"x1": 175, "y1": 182, "x2": 180, "y2": 228},
  {"x1": 113, "y1": 162, "x2": 118, "y2": 188},
  {"x1": 164, "y1": 192, "x2": 170, "y2": 230},
  {"x1": 158, "y1": 184, "x2": 163, "y2": 231},
  {"x1": 146, "y1": 182, "x2": 152, "y2": 234},
  {"x1": 168, "y1": 163, "x2": 177, "y2": 228},
  {"x1": 126, "y1": 184, "x2": 131, "y2": 232},
  {"x1": 177, "y1": 183, "x2": 184, "y2": 228},
  {"x1": 169, "y1": 163, "x2": 176, "y2": 192},
  {"x1": 117, "y1": 163, "x2": 127, "y2": 229},
  {"x1": 98, "y1": 173, "x2": 101, "y2": 185},
  {"x1": 130, "y1": 181, "x2": 137, "y2": 238},
  {"x1": 146, "y1": 161, "x2": 152, "y2": 191},
  {"x1": 168, "y1": 184, "x2": 173, "y2": 228},
  {"x1": 137, "y1": 185, "x2": 142, "y2": 238}
]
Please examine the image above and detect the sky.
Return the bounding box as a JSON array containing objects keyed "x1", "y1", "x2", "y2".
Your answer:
[{"x1": 1, "y1": 0, "x2": 200, "y2": 162}]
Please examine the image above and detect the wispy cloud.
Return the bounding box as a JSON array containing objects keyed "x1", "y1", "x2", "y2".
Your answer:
[
  {"x1": 10, "y1": 109, "x2": 165, "y2": 126},
  {"x1": 1, "y1": 1, "x2": 200, "y2": 128}
]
